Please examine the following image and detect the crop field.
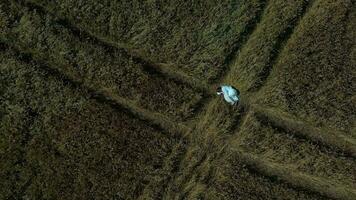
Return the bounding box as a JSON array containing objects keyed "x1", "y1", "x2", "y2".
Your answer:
[{"x1": 0, "y1": 0, "x2": 355, "y2": 199}]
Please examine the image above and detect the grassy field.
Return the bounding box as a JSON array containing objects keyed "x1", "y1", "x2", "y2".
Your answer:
[
  {"x1": 0, "y1": 2, "x2": 204, "y2": 123},
  {"x1": 256, "y1": 0, "x2": 355, "y2": 134},
  {"x1": 1, "y1": 0, "x2": 355, "y2": 199},
  {"x1": 26, "y1": 0, "x2": 266, "y2": 82},
  {"x1": 0, "y1": 47, "x2": 188, "y2": 199}
]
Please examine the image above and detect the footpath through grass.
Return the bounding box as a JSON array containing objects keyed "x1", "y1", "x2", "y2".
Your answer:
[
  {"x1": 162, "y1": 0, "x2": 356, "y2": 199},
  {"x1": 256, "y1": 0, "x2": 355, "y2": 134},
  {"x1": 26, "y1": 0, "x2": 265, "y2": 82},
  {"x1": 231, "y1": 113, "x2": 356, "y2": 189},
  {"x1": 227, "y1": 0, "x2": 311, "y2": 91},
  {"x1": 1, "y1": 0, "x2": 355, "y2": 199},
  {"x1": 0, "y1": 47, "x2": 187, "y2": 200},
  {"x1": 0, "y1": 1, "x2": 204, "y2": 122}
]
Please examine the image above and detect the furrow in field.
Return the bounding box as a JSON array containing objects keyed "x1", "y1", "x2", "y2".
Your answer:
[
  {"x1": 252, "y1": 105, "x2": 356, "y2": 158},
  {"x1": 255, "y1": 0, "x2": 355, "y2": 133},
  {"x1": 217, "y1": 0, "x2": 268, "y2": 82},
  {"x1": 230, "y1": 112, "x2": 356, "y2": 192},
  {"x1": 4, "y1": 42, "x2": 191, "y2": 136},
  {"x1": 25, "y1": 0, "x2": 266, "y2": 82},
  {"x1": 20, "y1": 0, "x2": 212, "y2": 95},
  {"x1": 227, "y1": 149, "x2": 356, "y2": 200},
  {"x1": 0, "y1": 1, "x2": 204, "y2": 123},
  {"x1": 248, "y1": 0, "x2": 313, "y2": 91},
  {"x1": 198, "y1": 148, "x2": 329, "y2": 200},
  {"x1": 162, "y1": 0, "x2": 269, "y2": 196},
  {"x1": 226, "y1": 0, "x2": 313, "y2": 92},
  {"x1": 0, "y1": 46, "x2": 184, "y2": 200}
]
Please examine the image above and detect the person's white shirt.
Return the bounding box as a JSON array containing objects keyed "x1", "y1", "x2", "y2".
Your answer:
[{"x1": 217, "y1": 85, "x2": 240, "y2": 105}]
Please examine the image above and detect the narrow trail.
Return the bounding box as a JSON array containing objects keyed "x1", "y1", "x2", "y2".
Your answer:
[
  {"x1": 22, "y1": 0, "x2": 211, "y2": 96},
  {"x1": 214, "y1": 0, "x2": 269, "y2": 84},
  {"x1": 165, "y1": 0, "x2": 271, "y2": 196},
  {"x1": 6, "y1": 39, "x2": 356, "y2": 199},
  {"x1": 2, "y1": 43, "x2": 190, "y2": 138},
  {"x1": 5, "y1": 0, "x2": 356, "y2": 199},
  {"x1": 252, "y1": 104, "x2": 356, "y2": 158},
  {"x1": 247, "y1": 0, "x2": 314, "y2": 92},
  {"x1": 230, "y1": 149, "x2": 356, "y2": 200}
]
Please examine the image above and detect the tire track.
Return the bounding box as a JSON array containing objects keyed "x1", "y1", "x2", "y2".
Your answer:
[
  {"x1": 247, "y1": 0, "x2": 314, "y2": 92},
  {"x1": 1, "y1": 42, "x2": 191, "y2": 138},
  {"x1": 2, "y1": 0, "x2": 206, "y2": 123},
  {"x1": 230, "y1": 149, "x2": 356, "y2": 200},
  {"x1": 214, "y1": 0, "x2": 269, "y2": 84},
  {"x1": 252, "y1": 105, "x2": 356, "y2": 158},
  {"x1": 20, "y1": 0, "x2": 211, "y2": 96},
  {"x1": 20, "y1": 0, "x2": 217, "y2": 129},
  {"x1": 165, "y1": 0, "x2": 270, "y2": 196},
  {"x1": 6, "y1": 0, "x2": 354, "y2": 198}
]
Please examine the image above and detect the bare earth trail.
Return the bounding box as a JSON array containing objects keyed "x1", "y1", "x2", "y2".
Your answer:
[{"x1": 1, "y1": 0, "x2": 356, "y2": 199}]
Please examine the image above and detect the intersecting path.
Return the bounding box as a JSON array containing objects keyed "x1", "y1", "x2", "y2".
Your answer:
[{"x1": 4, "y1": 0, "x2": 356, "y2": 199}]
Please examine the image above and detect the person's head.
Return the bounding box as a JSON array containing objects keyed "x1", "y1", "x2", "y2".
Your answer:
[{"x1": 216, "y1": 86, "x2": 223, "y2": 95}]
